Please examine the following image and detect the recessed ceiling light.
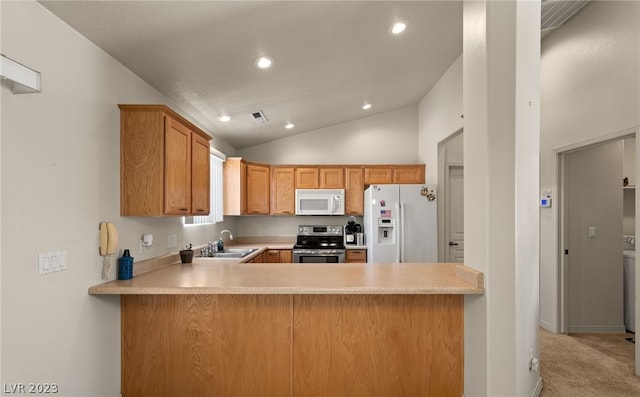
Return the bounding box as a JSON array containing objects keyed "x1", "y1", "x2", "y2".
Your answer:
[
  {"x1": 254, "y1": 56, "x2": 273, "y2": 69},
  {"x1": 285, "y1": 123, "x2": 295, "y2": 129},
  {"x1": 362, "y1": 103, "x2": 372, "y2": 110},
  {"x1": 218, "y1": 115, "x2": 231, "y2": 122},
  {"x1": 390, "y1": 21, "x2": 408, "y2": 35}
]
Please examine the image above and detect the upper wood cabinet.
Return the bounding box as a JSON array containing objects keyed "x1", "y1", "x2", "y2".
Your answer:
[
  {"x1": 223, "y1": 158, "x2": 246, "y2": 215},
  {"x1": 119, "y1": 105, "x2": 211, "y2": 216},
  {"x1": 271, "y1": 167, "x2": 295, "y2": 215},
  {"x1": 345, "y1": 168, "x2": 364, "y2": 215},
  {"x1": 191, "y1": 134, "x2": 211, "y2": 215},
  {"x1": 320, "y1": 168, "x2": 344, "y2": 189},
  {"x1": 364, "y1": 165, "x2": 425, "y2": 185},
  {"x1": 393, "y1": 165, "x2": 425, "y2": 184},
  {"x1": 364, "y1": 167, "x2": 393, "y2": 185},
  {"x1": 295, "y1": 167, "x2": 345, "y2": 189},
  {"x1": 224, "y1": 158, "x2": 270, "y2": 215},
  {"x1": 246, "y1": 163, "x2": 270, "y2": 214},
  {"x1": 295, "y1": 168, "x2": 319, "y2": 188}
]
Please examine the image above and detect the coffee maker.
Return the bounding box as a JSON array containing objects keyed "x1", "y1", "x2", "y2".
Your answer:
[{"x1": 344, "y1": 216, "x2": 362, "y2": 245}]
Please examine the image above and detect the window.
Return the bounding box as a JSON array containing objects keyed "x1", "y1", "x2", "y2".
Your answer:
[{"x1": 184, "y1": 148, "x2": 225, "y2": 225}]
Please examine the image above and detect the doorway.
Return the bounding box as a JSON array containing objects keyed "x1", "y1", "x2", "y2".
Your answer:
[
  {"x1": 438, "y1": 129, "x2": 463, "y2": 263},
  {"x1": 561, "y1": 139, "x2": 624, "y2": 333},
  {"x1": 557, "y1": 130, "x2": 638, "y2": 374}
]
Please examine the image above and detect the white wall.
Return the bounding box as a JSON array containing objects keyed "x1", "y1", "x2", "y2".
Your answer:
[
  {"x1": 237, "y1": 105, "x2": 419, "y2": 164},
  {"x1": 1, "y1": 2, "x2": 237, "y2": 395},
  {"x1": 418, "y1": 55, "x2": 463, "y2": 183},
  {"x1": 539, "y1": 0, "x2": 640, "y2": 333}
]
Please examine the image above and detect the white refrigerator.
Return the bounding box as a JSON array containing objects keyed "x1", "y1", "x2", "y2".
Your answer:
[{"x1": 363, "y1": 184, "x2": 437, "y2": 263}]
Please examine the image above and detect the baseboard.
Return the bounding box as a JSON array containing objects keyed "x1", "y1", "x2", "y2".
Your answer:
[
  {"x1": 531, "y1": 377, "x2": 543, "y2": 397},
  {"x1": 539, "y1": 319, "x2": 556, "y2": 332},
  {"x1": 568, "y1": 325, "x2": 627, "y2": 333}
]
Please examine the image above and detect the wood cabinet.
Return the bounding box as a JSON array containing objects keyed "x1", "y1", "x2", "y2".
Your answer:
[
  {"x1": 346, "y1": 249, "x2": 367, "y2": 263},
  {"x1": 393, "y1": 165, "x2": 425, "y2": 184},
  {"x1": 295, "y1": 167, "x2": 345, "y2": 189},
  {"x1": 345, "y1": 167, "x2": 364, "y2": 215},
  {"x1": 191, "y1": 134, "x2": 210, "y2": 215},
  {"x1": 320, "y1": 167, "x2": 344, "y2": 188},
  {"x1": 224, "y1": 158, "x2": 270, "y2": 215},
  {"x1": 280, "y1": 250, "x2": 293, "y2": 263},
  {"x1": 119, "y1": 105, "x2": 211, "y2": 216},
  {"x1": 270, "y1": 167, "x2": 295, "y2": 215},
  {"x1": 246, "y1": 163, "x2": 270, "y2": 214},
  {"x1": 295, "y1": 167, "x2": 320, "y2": 188},
  {"x1": 364, "y1": 165, "x2": 425, "y2": 185},
  {"x1": 364, "y1": 167, "x2": 394, "y2": 184},
  {"x1": 264, "y1": 249, "x2": 293, "y2": 263},
  {"x1": 121, "y1": 294, "x2": 463, "y2": 396}
]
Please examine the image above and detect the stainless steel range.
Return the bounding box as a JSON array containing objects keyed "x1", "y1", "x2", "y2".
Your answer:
[{"x1": 293, "y1": 225, "x2": 345, "y2": 263}]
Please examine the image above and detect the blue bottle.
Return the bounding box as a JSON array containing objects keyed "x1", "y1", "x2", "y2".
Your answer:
[{"x1": 118, "y1": 249, "x2": 134, "y2": 280}]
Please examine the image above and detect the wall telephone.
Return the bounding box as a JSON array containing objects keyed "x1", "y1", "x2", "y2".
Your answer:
[{"x1": 99, "y1": 222, "x2": 119, "y2": 256}]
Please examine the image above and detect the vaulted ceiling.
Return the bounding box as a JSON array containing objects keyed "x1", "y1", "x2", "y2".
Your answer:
[{"x1": 39, "y1": 1, "x2": 463, "y2": 149}]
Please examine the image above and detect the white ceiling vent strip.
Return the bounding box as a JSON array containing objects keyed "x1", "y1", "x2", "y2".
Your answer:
[{"x1": 541, "y1": 0, "x2": 590, "y2": 31}]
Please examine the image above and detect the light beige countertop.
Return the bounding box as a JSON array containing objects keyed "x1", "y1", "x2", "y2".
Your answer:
[
  {"x1": 345, "y1": 245, "x2": 368, "y2": 250},
  {"x1": 89, "y1": 256, "x2": 484, "y2": 295}
]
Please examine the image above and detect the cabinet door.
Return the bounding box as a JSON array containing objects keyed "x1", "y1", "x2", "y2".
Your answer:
[
  {"x1": 246, "y1": 164, "x2": 270, "y2": 214},
  {"x1": 280, "y1": 250, "x2": 293, "y2": 263},
  {"x1": 346, "y1": 249, "x2": 367, "y2": 263},
  {"x1": 394, "y1": 166, "x2": 425, "y2": 184},
  {"x1": 296, "y1": 168, "x2": 319, "y2": 188},
  {"x1": 320, "y1": 168, "x2": 344, "y2": 189},
  {"x1": 164, "y1": 116, "x2": 192, "y2": 215},
  {"x1": 345, "y1": 168, "x2": 364, "y2": 215},
  {"x1": 265, "y1": 250, "x2": 281, "y2": 263},
  {"x1": 364, "y1": 167, "x2": 393, "y2": 184},
  {"x1": 191, "y1": 134, "x2": 210, "y2": 215},
  {"x1": 271, "y1": 167, "x2": 295, "y2": 215}
]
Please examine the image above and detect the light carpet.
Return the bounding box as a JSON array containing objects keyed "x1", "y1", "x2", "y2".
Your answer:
[{"x1": 540, "y1": 328, "x2": 640, "y2": 396}]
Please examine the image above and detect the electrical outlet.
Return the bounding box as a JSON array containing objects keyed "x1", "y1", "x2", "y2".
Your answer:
[
  {"x1": 257, "y1": 225, "x2": 263, "y2": 235},
  {"x1": 167, "y1": 234, "x2": 177, "y2": 248},
  {"x1": 528, "y1": 348, "x2": 539, "y2": 372}
]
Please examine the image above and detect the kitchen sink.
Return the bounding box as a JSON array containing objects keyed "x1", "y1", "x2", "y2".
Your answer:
[{"x1": 199, "y1": 248, "x2": 258, "y2": 259}]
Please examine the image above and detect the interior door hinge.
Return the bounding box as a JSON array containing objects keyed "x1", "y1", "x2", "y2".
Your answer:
[{"x1": 564, "y1": 249, "x2": 569, "y2": 255}]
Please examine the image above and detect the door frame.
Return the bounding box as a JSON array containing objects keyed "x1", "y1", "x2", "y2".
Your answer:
[{"x1": 555, "y1": 126, "x2": 638, "y2": 373}]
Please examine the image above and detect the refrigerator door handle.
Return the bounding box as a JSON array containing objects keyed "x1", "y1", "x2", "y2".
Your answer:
[{"x1": 399, "y1": 202, "x2": 404, "y2": 263}]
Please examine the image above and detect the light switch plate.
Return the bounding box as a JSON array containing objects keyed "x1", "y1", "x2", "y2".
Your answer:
[{"x1": 38, "y1": 250, "x2": 67, "y2": 275}]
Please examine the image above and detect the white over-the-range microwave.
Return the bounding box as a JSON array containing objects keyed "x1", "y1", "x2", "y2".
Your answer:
[{"x1": 295, "y1": 189, "x2": 345, "y2": 215}]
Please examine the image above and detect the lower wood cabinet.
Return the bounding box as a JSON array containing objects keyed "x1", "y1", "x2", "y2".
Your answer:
[
  {"x1": 121, "y1": 294, "x2": 463, "y2": 396},
  {"x1": 265, "y1": 249, "x2": 293, "y2": 263},
  {"x1": 345, "y1": 249, "x2": 367, "y2": 263}
]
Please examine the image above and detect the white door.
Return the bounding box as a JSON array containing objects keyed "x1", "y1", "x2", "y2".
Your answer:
[
  {"x1": 446, "y1": 166, "x2": 464, "y2": 262},
  {"x1": 565, "y1": 140, "x2": 623, "y2": 333}
]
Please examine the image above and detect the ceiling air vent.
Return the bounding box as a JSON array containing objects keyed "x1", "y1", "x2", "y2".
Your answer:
[
  {"x1": 541, "y1": 0, "x2": 590, "y2": 32},
  {"x1": 252, "y1": 110, "x2": 268, "y2": 124}
]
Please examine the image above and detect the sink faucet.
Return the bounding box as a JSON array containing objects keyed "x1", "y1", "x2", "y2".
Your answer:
[
  {"x1": 217, "y1": 230, "x2": 234, "y2": 251},
  {"x1": 219, "y1": 230, "x2": 234, "y2": 241}
]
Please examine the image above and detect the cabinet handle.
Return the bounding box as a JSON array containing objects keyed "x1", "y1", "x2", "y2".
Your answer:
[
  {"x1": 179, "y1": 208, "x2": 189, "y2": 212},
  {"x1": 195, "y1": 209, "x2": 206, "y2": 212}
]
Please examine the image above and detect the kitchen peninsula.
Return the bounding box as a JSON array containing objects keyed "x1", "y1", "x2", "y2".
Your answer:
[{"x1": 90, "y1": 252, "x2": 484, "y2": 397}]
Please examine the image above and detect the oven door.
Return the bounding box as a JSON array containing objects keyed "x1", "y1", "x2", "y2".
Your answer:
[{"x1": 293, "y1": 249, "x2": 346, "y2": 263}]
